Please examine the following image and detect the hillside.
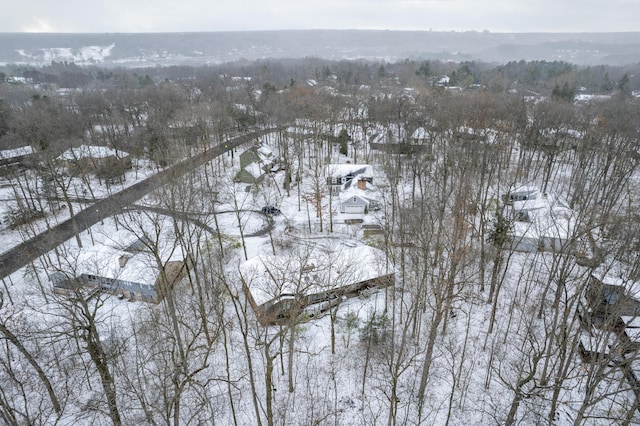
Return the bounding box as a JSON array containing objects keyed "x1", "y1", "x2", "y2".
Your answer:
[{"x1": 1, "y1": 30, "x2": 640, "y2": 66}]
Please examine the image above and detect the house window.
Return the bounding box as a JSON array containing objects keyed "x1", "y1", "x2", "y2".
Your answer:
[
  {"x1": 603, "y1": 287, "x2": 619, "y2": 305},
  {"x1": 353, "y1": 197, "x2": 357, "y2": 202}
]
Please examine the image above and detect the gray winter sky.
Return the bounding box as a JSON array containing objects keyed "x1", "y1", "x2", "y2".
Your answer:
[{"x1": 4, "y1": 0, "x2": 639, "y2": 33}]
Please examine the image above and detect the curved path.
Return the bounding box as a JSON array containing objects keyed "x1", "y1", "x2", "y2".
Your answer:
[
  {"x1": 0, "y1": 128, "x2": 275, "y2": 280},
  {"x1": 131, "y1": 204, "x2": 274, "y2": 238}
]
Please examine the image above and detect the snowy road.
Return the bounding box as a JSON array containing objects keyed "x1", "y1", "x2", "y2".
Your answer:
[{"x1": 0, "y1": 128, "x2": 275, "y2": 281}]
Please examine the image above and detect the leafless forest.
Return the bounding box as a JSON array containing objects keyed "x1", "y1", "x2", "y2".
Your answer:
[{"x1": 0, "y1": 57, "x2": 640, "y2": 425}]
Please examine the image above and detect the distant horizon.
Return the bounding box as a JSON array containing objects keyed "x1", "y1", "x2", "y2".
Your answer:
[
  {"x1": 2, "y1": 29, "x2": 640, "y2": 35},
  {"x1": 2, "y1": 30, "x2": 639, "y2": 67},
  {"x1": 5, "y1": 0, "x2": 640, "y2": 34}
]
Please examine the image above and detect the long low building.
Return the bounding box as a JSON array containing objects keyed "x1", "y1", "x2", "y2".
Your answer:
[
  {"x1": 49, "y1": 231, "x2": 186, "y2": 303},
  {"x1": 0, "y1": 145, "x2": 35, "y2": 167},
  {"x1": 240, "y1": 244, "x2": 394, "y2": 325}
]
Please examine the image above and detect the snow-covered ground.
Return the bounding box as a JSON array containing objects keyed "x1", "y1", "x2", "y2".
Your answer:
[
  {"x1": 1, "y1": 125, "x2": 638, "y2": 425},
  {"x1": 0, "y1": 157, "x2": 158, "y2": 253}
]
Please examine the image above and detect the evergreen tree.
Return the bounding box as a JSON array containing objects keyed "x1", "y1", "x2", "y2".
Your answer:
[{"x1": 551, "y1": 82, "x2": 576, "y2": 102}]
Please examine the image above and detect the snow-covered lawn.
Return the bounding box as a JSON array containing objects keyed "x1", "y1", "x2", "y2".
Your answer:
[{"x1": 1, "y1": 127, "x2": 638, "y2": 425}]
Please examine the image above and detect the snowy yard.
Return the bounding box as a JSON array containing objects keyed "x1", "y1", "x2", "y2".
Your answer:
[{"x1": 1, "y1": 95, "x2": 639, "y2": 425}]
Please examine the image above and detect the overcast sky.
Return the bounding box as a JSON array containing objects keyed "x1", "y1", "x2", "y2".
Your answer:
[{"x1": 4, "y1": 0, "x2": 639, "y2": 33}]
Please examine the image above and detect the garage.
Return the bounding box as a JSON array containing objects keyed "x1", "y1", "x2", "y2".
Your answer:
[{"x1": 339, "y1": 195, "x2": 368, "y2": 214}]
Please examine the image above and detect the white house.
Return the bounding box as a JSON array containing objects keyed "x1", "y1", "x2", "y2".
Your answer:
[
  {"x1": 326, "y1": 164, "x2": 373, "y2": 190},
  {"x1": 325, "y1": 163, "x2": 381, "y2": 218},
  {"x1": 339, "y1": 194, "x2": 369, "y2": 214},
  {"x1": 412, "y1": 127, "x2": 429, "y2": 144}
]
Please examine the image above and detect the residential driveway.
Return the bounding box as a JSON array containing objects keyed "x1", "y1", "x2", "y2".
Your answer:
[
  {"x1": 131, "y1": 205, "x2": 274, "y2": 238},
  {"x1": 0, "y1": 129, "x2": 274, "y2": 281}
]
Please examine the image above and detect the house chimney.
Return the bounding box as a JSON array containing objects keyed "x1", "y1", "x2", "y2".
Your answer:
[{"x1": 357, "y1": 178, "x2": 367, "y2": 190}]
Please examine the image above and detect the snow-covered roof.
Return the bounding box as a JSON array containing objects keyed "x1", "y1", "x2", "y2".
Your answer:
[
  {"x1": 338, "y1": 193, "x2": 369, "y2": 206},
  {"x1": 510, "y1": 184, "x2": 539, "y2": 196},
  {"x1": 412, "y1": 127, "x2": 430, "y2": 140},
  {"x1": 533, "y1": 204, "x2": 575, "y2": 241},
  {"x1": 326, "y1": 164, "x2": 373, "y2": 179},
  {"x1": 57, "y1": 144, "x2": 129, "y2": 161},
  {"x1": 455, "y1": 126, "x2": 500, "y2": 143},
  {"x1": 244, "y1": 162, "x2": 263, "y2": 179},
  {"x1": 512, "y1": 197, "x2": 546, "y2": 212},
  {"x1": 538, "y1": 127, "x2": 584, "y2": 140},
  {"x1": 257, "y1": 145, "x2": 273, "y2": 161},
  {"x1": 574, "y1": 94, "x2": 612, "y2": 103},
  {"x1": 579, "y1": 329, "x2": 619, "y2": 354},
  {"x1": 592, "y1": 261, "x2": 640, "y2": 300},
  {"x1": 0, "y1": 145, "x2": 34, "y2": 159},
  {"x1": 240, "y1": 245, "x2": 390, "y2": 306},
  {"x1": 563, "y1": 128, "x2": 584, "y2": 139},
  {"x1": 58, "y1": 225, "x2": 183, "y2": 288},
  {"x1": 285, "y1": 125, "x2": 313, "y2": 135},
  {"x1": 435, "y1": 75, "x2": 450, "y2": 85},
  {"x1": 511, "y1": 193, "x2": 576, "y2": 242},
  {"x1": 368, "y1": 124, "x2": 408, "y2": 145},
  {"x1": 79, "y1": 247, "x2": 158, "y2": 288},
  {"x1": 91, "y1": 124, "x2": 134, "y2": 134},
  {"x1": 621, "y1": 316, "x2": 640, "y2": 342}
]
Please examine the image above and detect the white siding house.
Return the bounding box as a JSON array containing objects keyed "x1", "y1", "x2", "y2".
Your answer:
[{"x1": 339, "y1": 195, "x2": 369, "y2": 214}]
